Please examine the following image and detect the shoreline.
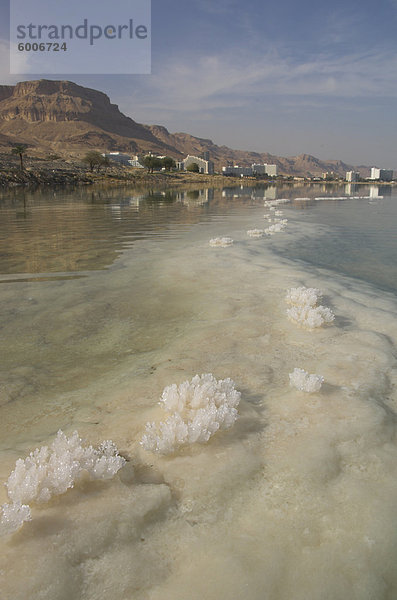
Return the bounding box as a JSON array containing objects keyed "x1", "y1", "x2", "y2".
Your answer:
[
  {"x1": 0, "y1": 155, "x2": 395, "y2": 190},
  {"x1": 0, "y1": 155, "x2": 242, "y2": 189}
]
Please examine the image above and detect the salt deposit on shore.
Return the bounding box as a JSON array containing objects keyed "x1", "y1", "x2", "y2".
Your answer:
[
  {"x1": 209, "y1": 237, "x2": 234, "y2": 247},
  {"x1": 1, "y1": 189, "x2": 397, "y2": 600},
  {"x1": 289, "y1": 367, "x2": 324, "y2": 392}
]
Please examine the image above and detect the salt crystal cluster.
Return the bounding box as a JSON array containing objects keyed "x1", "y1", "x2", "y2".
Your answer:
[
  {"x1": 0, "y1": 502, "x2": 31, "y2": 536},
  {"x1": 209, "y1": 237, "x2": 234, "y2": 247},
  {"x1": 285, "y1": 286, "x2": 335, "y2": 329},
  {"x1": 265, "y1": 221, "x2": 288, "y2": 235},
  {"x1": 247, "y1": 229, "x2": 264, "y2": 238},
  {"x1": 141, "y1": 373, "x2": 241, "y2": 454},
  {"x1": 289, "y1": 368, "x2": 324, "y2": 393},
  {"x1": 287, "y1": 305, "x2": 335, "y2": 328},
  {"x1": 286, "y1": 286, "x2": 323, "y2": 307},
  {"x1": 0, "y1": 430, "x2": 125, "y2": 535},
  {"x1": 261, "y1": 201, "x2": 290, "y2": 235},
  {"x1": 261, "y1": 201, "x2": 289, "y2": 235}
]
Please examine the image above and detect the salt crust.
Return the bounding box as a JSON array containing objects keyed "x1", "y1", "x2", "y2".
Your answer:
[
  {"x1": 0, "y1": 430, "x2": 125, "y2": 535},
  {"x1": 289, "y1": 367, "x2": 324, "y2": 393},
  {"x1": 141, "y1": 373, "x2": 241, "y2": 454},
  {"x1": 285, "y1": 286, "x2": 335, "y2": 328},
  {"x1": 247, "y1": 229, "x2": 264, "y2": 238},
  {"x1": 315, "y1": 196, "x2": 378, "y2": 200},
  {"x1": 209, "y1": 237, "x2": 233, "y2": 247}
]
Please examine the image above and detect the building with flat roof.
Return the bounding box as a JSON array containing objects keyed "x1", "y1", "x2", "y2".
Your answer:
[
  {"x1": 102, "y1": 152, "x2": 132, "y2": 165},
  {"x1": 322, "y1": 171, "x2": 337, "y2": 180},
  {"x1": 128, "y1": 155, "x2": 144, "y2": 168},
  {"x1": 222, "y1": 165, "x2": 252, "y2": 177},
  {"x1": 251, "y1": 163, "x2": 278, "y2": 176},
  {"x1": 370, "y1": 167, "x2": 393, "y2": 181},
  {"x1": 264, "y1": 164, "x2": 277, "y2": 176},
  {"x1": 223, "y1": 163, "x2": 278, "y2": 177},
  {"x1": 346, "y1": 171, "x2": 360, "y2": 182}
]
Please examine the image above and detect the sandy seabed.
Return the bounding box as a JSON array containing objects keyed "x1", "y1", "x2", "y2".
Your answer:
[{"x1": 1, "y1": 206, "x2": 397, "y2": 600}]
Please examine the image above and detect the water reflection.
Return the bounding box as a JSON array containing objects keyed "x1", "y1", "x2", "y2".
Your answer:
[
  {"x1": 0, "y1": 182, "x2": 392, "y2": 283},
  {"x1": 0, "y1": 187, "x2": 209, "y2": 280}
]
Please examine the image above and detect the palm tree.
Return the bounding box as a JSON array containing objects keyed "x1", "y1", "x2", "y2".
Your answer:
[{"x1": 11, "y1": 145, "x2": 28, "y2": 171}]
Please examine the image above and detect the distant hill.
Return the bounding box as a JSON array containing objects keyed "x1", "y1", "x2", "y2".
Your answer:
[{"x1": 0, "y1": 79, "x2": 369, "y2": 177}]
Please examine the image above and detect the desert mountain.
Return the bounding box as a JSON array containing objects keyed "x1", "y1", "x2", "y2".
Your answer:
[{"x1": 0, "y1": 79, "x2": 365, "y2": 176}]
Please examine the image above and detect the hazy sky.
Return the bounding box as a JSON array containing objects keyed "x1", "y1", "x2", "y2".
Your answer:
[{"x1": 1, "y1": 0, "x2": 397, "y2": 167}]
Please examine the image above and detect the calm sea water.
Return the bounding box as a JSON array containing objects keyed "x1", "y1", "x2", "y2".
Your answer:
[
  {"x1": 277, "y1": 185, "x2": 397, "y2": 294},
  {"x1": 1, "y1": 183, "x2": 395, "y2": 290},
  {"x1": 1, "y1": 182, "x2": 397, "y2": 600}
]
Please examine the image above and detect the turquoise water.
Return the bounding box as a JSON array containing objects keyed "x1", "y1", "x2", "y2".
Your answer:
[{"x1": 1, "y1": 183, "x2": 397, "y2": 600}]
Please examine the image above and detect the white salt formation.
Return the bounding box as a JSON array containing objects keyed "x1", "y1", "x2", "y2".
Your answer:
[
  {"x1": 287, "y1": 303, "x2": 335, "y2": 329},
  {"x1": 264, "y1": 198, "x2": 290, "y2": 208},
  {"x1": 286, "y1": 286, "x2": 335, "y2": 328},
  {"x1": 0, "y1": 430, "x2": 125, "y2": 535},
  {"x1": 289, "y1": 367, "x2": 324, "y2": 393},
  {"x1": 247, "y1": 229, "x2": 264, "y2": 238},
  {"x1": 315, "y1": 196, "x2": 380, "y2": 201},
  {"x1": 286, "y1": 286, "x2": 323, "y2": 307},
  {"x1": 0, "y1": 502, "x2": 31, "y2": 536},
  {"x1": 141, "y1": 373, "x2": 241, "y2": 454},
  {"x1": 209, "y1": 237, "x2": 233, "y2": 247},
  {"x1": 265, "y1": 222, "x2": 287, "y2": 235}
]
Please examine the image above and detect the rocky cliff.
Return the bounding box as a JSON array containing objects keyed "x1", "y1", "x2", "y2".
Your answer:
[{"x1": 0, "y1": 79, "x2": 364, "y2": 176}]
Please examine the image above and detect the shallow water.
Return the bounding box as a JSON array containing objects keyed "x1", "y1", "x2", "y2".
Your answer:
[{"x1": 1, "y1": 183, "x2": 397, "y2": 599}]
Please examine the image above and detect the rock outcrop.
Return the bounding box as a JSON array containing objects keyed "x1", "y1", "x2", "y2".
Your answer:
[{"x1": 0, "y1": 79, "x2": 364, "y2": 175}]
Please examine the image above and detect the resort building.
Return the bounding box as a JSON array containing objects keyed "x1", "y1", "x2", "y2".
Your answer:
[
  {"x1": 222, "y1": 165, "x2": 252, "y2": 177},
  {"x1": 264, "y1": 164, "x2": 278, "y2": 176},
  {"x1": 223, "y1": 163, "x2": 278, "y2": 177},
  {"x1": 183, "y1": 155, "x2": 214, "y2": 174},
  {"x1": 370, "y1": 168, "x2": 393, "y2": 181},
  {"x1": 128, "y1": 155, "x2": 144, "y2": 168},
  {"x1": 346, "y1": 171, "x2": 360, "y2": 182},
  {"x1": 322, "y1": 171, "x2": 337, "y2": 180},
  {"x1": 102, "y1": 152, "x2": 132, "y2": 165}
]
